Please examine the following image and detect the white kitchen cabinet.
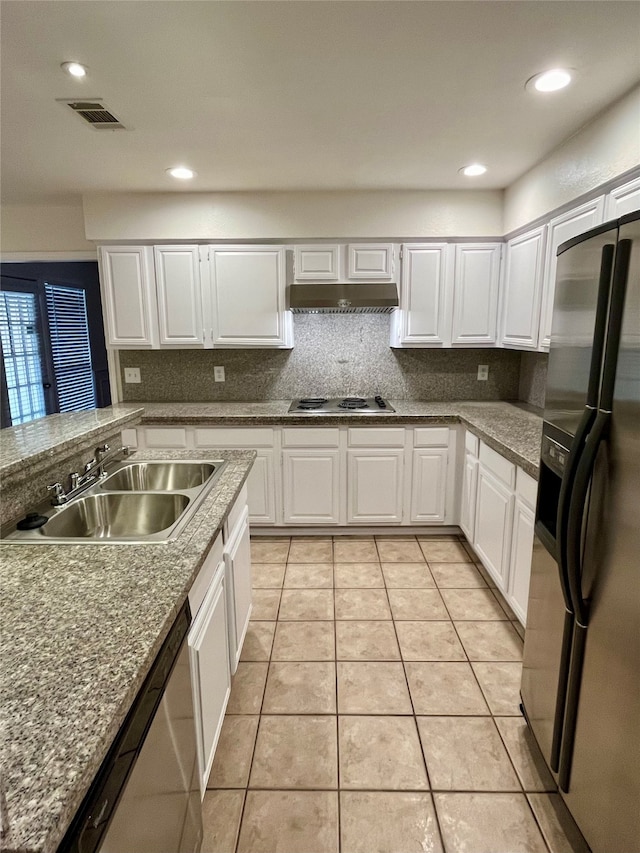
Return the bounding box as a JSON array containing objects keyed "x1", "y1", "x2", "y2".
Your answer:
[
  {"x1": 473, "y1": 466, "x2": 515, "y2": 588},
  {"x1": 294, "y1": 245, "x2": 340, "y2": 280},
  {"x1": 283, "y1": 449, "x2": 341, "y2": 524},
  {"x1": 392, "y1": 243, "x2": 452, "y2": 346},
  {"x1": 605, "y1": 176, "x2": 640, "y2": 219},
  {"x1": 347, "y1": 244, "x2": 394, "y2": 279},
  {"x1": 539, "y1": 197, "x2": 605, "y2": 349},
  {"x1": 99, "y1": 246, "x2": 159, "y2": 347},
  {"x1": 188, "y1": 537, "x2": 230, "y2": 795},
  {"x1": 460, "y1": 432, "x2": 479, "y2": 541},
  {"x1": 508, "y1": 498, "x2": 535, "y2": 624},
  {"x1": 244, "y1": 451, "x2": 277, "y2": 525},
  {"x1": 451, "y1": 243, "x2": 502, "y2": 345},
  {"x1": 210, "y1": 246, "x2": 293, "y2": 348},
  {"x1": 347, "y1": 449, "x2": 404, "y2": 523},
  {"x1": 410, "y1": 448, "x2": 448, "y2": 522},
  {"x1": 154, "y1": 246, "x2": 204, "y2": 346},
  {"x1": 224, "y1": 503, "x2": 252, "y2": 673},
  {"x1": 501, "y1": 226, "x2": 546, "y2": 350}
]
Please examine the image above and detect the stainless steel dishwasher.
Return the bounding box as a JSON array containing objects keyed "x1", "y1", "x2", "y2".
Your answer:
[{"x1": 58, "y1": 602, "x2": 202, "y2": 853}]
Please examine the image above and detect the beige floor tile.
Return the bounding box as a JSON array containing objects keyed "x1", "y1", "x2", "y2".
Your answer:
[
  {"x1": 376, "y1": 539, "x2": 425, "y2": 563},
  {"x1": 226, "y1": 663, "x2": 268, "y2": 714},
  {"x1": 279, "y1": 589, "x2": 334, "y2": 620},
  {"x1": 206, "y1": 715, "x2": 259, "y2": 788},
  {"x1": 250, "y1": 715, "x2": 338, "y2": 789},
  {"x1": 387, "y1": 588, "x2": 449, "y2": 620},
  {"x1": 335, "y1": 589, "x2": 392, "y2": 620},
  {"x1": 418, "y1": 717, "x2": 520, "y2": 791},
  {"x1": 396, "y1": 621, "x2": 467, "y2": 661},
  {"x1": 527, "y1": 794, "x2": 590, "y2": 853},
  {"x1": 339, "y1": 716, "x2": 428, "y2": 790},
  {"x1": 340, "y1": 791, "x2": 443, "y2": 853},
  {"x1": 476, "y1": 562, "x2": 498, "y2": 587},
  {"x1": 333, "y1": 538, "x2": 379, "y2": 562},
  {"x1": 334, "y1": 562, "x2": 385, "y2": 588},
  {"x1": 251, "y1": 562, "x2": 286, "y2": 588},
  {"x1": 337, "y1": 662, "x2": 412, "y2": 714},
  {"x1": 263, "y1": 661, "x2": 336, "y2": 713},
  {"x1": 284, "y1": 563, "x2": 334, "y2": 588},
  {"x1": 441, "y1": 588, "x2": 509, "y2": 620},
  {"x1": 287, "y1": 538, "x2": 333, "y2": 563},
  {"x1": 250, "y1": 539, "x2": 290, "y2": 563},
  {"x1": 272, "y1": 621, "x2": 336, "y2": 661},
  {"x1": 335, "y1": 621, "x2": 400, "y2": 660},
  {"x1": 429, "y1": 562, "x2": 487, "y2": 588},
  {"x1": 237, "y1": 790, "x2": 339, "y2": 853},
  {"x1": 240, "y1": 621, "x2": 276, "y2": 662},
  {"x1": 250, "y1": 588, "x2": 281, "y2": 620},
  {"x1": 471, "y1": 661, "x2": 523, "y2": 715},
  {"x1": 492, "y1": 588, "x2": 518, "y2": 620},
  {"x1": 434, "y1": 793, "x2": 547, "y2": 853},
  {"x1": 420, "y1": 540, "x2": 471, "y2": 562},
  {"x1": 495, "y1": 717, "x2": 556, "y2": 792},
  {"x1": 201, "y1": 789, "x2": 245, "y2": 853},
  {"x1": 455, "y1": 621, "x2": 524, "y2": 661},
  {"x1": 405, "y1": 662, "x2": 489, "y2": 715},
  {"x1": 381, "y1": 563, "x2": 436, "y2": 588}
]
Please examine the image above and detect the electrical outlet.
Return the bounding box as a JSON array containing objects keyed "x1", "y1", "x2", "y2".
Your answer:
[
  {"x1": 124, "y1": 367, "x2": 141, "y2": 384},
  {"x1": 214, "y1": 366, "x2": 225, "y2": 382},
  {"x1": 477, "y1": 364, "x2": 489, "y2": 381}
]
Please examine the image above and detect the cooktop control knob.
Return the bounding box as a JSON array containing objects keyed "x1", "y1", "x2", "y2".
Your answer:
[{"x1": 374, "y1": 396, "x2": 387, "y2": 409}]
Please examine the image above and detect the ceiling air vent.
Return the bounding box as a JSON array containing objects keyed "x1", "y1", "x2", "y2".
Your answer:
[{"x1": 61, "y1": 100, "x2": 127, "y2": 130}]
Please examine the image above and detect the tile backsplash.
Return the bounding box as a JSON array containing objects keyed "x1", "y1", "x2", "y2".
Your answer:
[
  {"x1": 519, "y1": 352, "x2": 548, "y2": 409},
  {"x1": 120, "y1": 315, "x2": 522, "y2": 403}
]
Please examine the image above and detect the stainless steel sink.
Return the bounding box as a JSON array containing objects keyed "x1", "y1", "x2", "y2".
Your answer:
[
  {"x1": 40, "y1": 493, "x2": 191, "y2": 539},
  {"x1": 100, "y1": 462, "x2": 216, "y2": 491}
]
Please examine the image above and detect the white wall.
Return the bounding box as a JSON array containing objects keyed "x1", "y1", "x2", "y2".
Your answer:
[
  {"x1": 504, "y1": 85, "x2": 640, "y2": 233},
  {"x1": 0, "y1": 203, "x2": 96, "y2": 255},
  {"x1": 82, "y1": 190, "x2": 504, "y2": 241}
]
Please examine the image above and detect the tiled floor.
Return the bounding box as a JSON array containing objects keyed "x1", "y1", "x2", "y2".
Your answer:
[{"x1": 201, "y1": 534, "x2": 588, "y2": 853}]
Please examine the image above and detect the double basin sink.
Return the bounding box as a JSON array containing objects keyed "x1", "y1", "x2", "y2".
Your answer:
[{"x1": 5, "y1": 460, "x2": 227, "y2": 544}]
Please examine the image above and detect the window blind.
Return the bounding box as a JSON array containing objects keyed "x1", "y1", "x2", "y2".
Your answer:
[
  {"x1": 0, "y1": 290, "x2": 47, "y2": 425},
  {"x1": 45, "y1": 284, "x2": 96, "y2": 412}
]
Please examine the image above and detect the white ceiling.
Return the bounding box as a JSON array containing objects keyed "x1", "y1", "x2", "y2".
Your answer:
[{"x1": 1, "y1": 1, "x2": 639, "y2": 203}]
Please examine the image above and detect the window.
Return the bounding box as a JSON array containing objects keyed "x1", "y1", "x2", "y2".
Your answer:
[{"x1": 0, "y1": 290, "x2": 47, "y2": 424}]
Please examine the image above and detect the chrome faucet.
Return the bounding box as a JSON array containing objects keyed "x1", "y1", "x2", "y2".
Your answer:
[{"x1": 47, "y1": 444, "x2": 130, "y2": 506}]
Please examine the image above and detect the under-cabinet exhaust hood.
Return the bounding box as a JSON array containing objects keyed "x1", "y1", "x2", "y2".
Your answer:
[{"x1": 289, "y1": 282, "x2": 399, "y2": 313}]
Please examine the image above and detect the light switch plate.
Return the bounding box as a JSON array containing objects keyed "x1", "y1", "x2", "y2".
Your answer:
[
  {"x1": 124, "y1": 367, "x2": 141, "y2": 384},
  {"x1": 477, "y1": 364, "x2": 489, "y2": 381},
  {"x1": 214, "y1": 366, "x2": 225, "y2": 382}
]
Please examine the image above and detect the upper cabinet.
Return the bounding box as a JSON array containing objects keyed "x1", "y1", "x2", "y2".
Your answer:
[
  {"x1": 99, "y1": 246, "x2": 159, "y2": 348},
  {"x1": 392, "y1": 243, "x2": 451, "y2": 346},
  {"x1": 500, "y1": 226, "x2": 546, "y2": 350},
  {"x1": 347, "y1": 244, "x2": 394, "y2": 279},
  {"x1": 451, "y1": 243, "x2": 502, "y2": 345},
  {"x1": 605, "y1": 176, "x2": 640, "y2": 220},
  {"x1": 538, "y1": 197, "x2": 605, "y2": 350},
  {"x1": 154, "y1": 246, "x2": 204, "y2": 346},
  {"x1": 294, "y1": 246, "x2": 339, "y2": 280},
  {"x1": 293, "y1": 243, "x2": 396, "y2": 282}
]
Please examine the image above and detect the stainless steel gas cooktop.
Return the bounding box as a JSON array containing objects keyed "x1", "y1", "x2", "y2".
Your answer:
[{"x1": 288, "y1": 396, "x2": 395, "y2": 414}]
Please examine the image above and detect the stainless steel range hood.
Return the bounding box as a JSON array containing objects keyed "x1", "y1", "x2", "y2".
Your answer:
[{"x1": 289, "y1": 282, "x2": 399, "y2": 313}]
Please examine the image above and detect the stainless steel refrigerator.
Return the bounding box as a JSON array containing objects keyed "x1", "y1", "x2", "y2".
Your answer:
[{"x1": 521, "y1": 210, "x2": 640, "y2": 853}]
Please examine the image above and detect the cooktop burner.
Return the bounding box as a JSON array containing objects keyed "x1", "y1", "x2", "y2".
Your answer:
[{"x1": 288, "y1": 396, "x2": 395, "y2": 414}]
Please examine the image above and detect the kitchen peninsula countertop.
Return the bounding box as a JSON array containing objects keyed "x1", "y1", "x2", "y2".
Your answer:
[
  {"x1": 139, "y1": 400, "x2": 543, "y2": 478},
  {"x1": 0, "y1": 448, "x2": 256, "y2": 853}
]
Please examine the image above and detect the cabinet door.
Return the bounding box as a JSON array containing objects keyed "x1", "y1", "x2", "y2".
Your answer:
[
  {"x1": 473, "y1": 466, "x2": 514, "y2": 589},
  {"x1": 451, "y1": 244, "x2": 501, "y2": 345},
  {"x1": 189, "y1": 563, "x2": 231, "y2": 793},
  {"x1": 501, "y1": 227, "x2": 546, "y2": 349},
  {"x1": 294, "y1": 245, "x2": 340, "y2": 280},
  {"x1": 348, "y1": 244, "x2": 394, "y2": 279},
  {"x1": 410, "y1": 448, "x2": 448, "y2": 523},
  {"x1": 211, "y1": 247, "x2": 291, "y2": 347},
  {"x1": 605, "y1": 176, "x2": 640, "y2": 219},
  {"x1": 224, "y1": 508, "x2": 252, "y2": 672},
  {"x1": 507, "y1": 499, "x2": 535, "y2": 625},
  {"x1": 539, "y1": 197, "x2": 605, "y2": 349},
  {"x1": 347, "y1": 449, "x2": 404, "y2": 523},
  {"x1": 397, "y1": 244, "x2": 451, "y2": 345},
  {"x1": 99, "y1": 246, "x2": 158, "y2": 347},
  {"x1": 283, "y1": 449, "x2": 340, "y2": 524},
  {"x1": 154, "y1": 246, "x2": 204, "y2": 346},
  {"x1": 246, "y1": 450, "x2": 277, "y2": 525},
  {"x1": 460, "y1": 452, "x2": 478, "y2": 541}
]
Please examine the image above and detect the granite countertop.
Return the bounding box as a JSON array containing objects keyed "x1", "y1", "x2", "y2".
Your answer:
[
  {"x1": 0, "y1": 448, "x2": 255, "y2": 853},
  {"x1": 139, "y1": 400, "x2": 543, "y2": 478}
]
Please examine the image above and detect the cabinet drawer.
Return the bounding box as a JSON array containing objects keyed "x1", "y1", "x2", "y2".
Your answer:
[
  {"x1": 144, "y1": 427, "x2": 188, "y2": 448},
  {"x1": 189, "y1": 533, "x2": 224, "y2": 619},
  {"x1": 414, "y1": 427, "x2": 449, "y2": 447},
  {"x1": 479, "y1": 441, "x2": 515, "y2": 487},
  {"x1": 195, "y1": 428, "x2": 275, "y2": 447},
  {"x1": 224, "y1": 485, "x2": 249, "y2": 543},
  {"x1": 465, "y1": 430, "x2": 479, "y2": 456},
  {"x1": 282, "y1": 428, "x2": 340, "y2": 447},
  {"x1": 348, "y1": 428, "x2": 405, "y2": 447},
  {"x1": 516, "y1": 468, "x2": 538, "y2": 510}
]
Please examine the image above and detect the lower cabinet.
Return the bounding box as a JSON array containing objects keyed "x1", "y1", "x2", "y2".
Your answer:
[
  {"x1": 224, "y1": 503, "x2": 253, "y2": 673},
  {"x1": 245, "y1": 450, "x2": 276, "y2": 524},
  {"x1": 410, "y1": 448, "x2": 448, "y2": 523},
  {"x1": 460, "y1": 449, "x2": 478, "y2": 540},
  {"x1": 473, "y1": 466, "x2": 515, "y2": 587},
  {"x1": 347, "y1": 449, "x2": 404, "y2": 523},
  {"x1": 507, "y1": 497, "x2": 535, "y2": 623},
  {"x1": 283, "y1": 449, "x2": 340, "y2": 524}
]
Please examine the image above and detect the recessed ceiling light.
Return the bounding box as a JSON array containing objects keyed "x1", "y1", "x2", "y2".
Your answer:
[
  {"x1": 459, "y1": 164, "x2": 487, "y2": 177},
  {"x1": 166, "y1": 167, "x2": 196, "y2": 180},
  {"x1": 61, "y1": 61, "x2": 88, "y2": 78},
  {"x1": 526, "y1": 68, "x2": 573, "y2": 93}
]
